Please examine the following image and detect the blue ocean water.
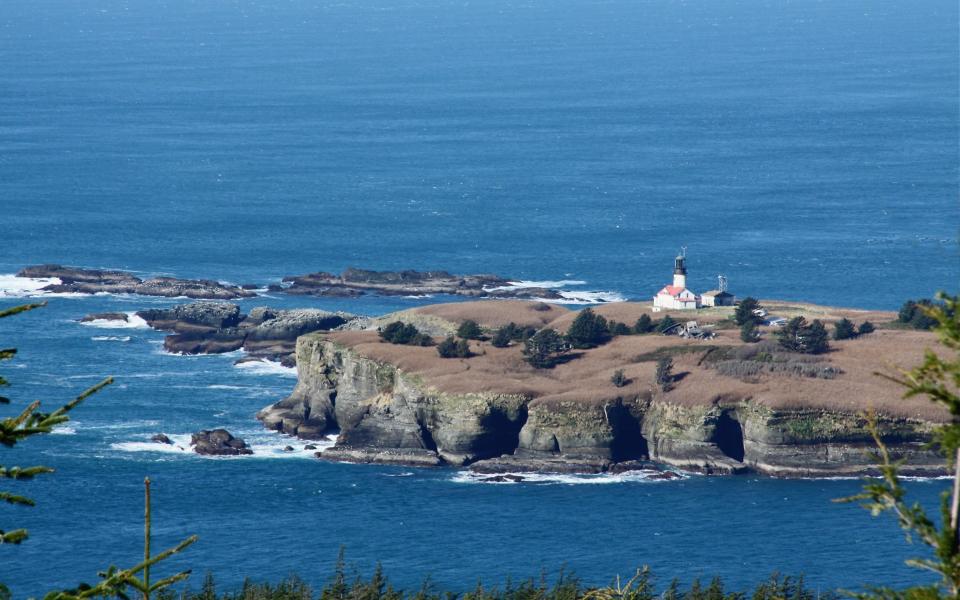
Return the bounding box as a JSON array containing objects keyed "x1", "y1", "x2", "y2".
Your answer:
[{"x1": 1, "y1": 0, "x2": 958, "y2": 596}]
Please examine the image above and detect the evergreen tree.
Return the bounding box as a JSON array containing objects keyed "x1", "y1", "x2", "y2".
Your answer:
[
  {"x1": 610, "y1": 369, "x2": 628, "y2": 388},
  {"x1": 776, "y1": 317, "x2": 830, "y2": 354},
  {"x1": 833, "y1": 318, "x2": 857, "y2": 340},
  {"x1": 436, "y1": 337, "x2": 459, "y2": 358},
  {"x1": 566, "y1": 308, "x2": 610, "y2": 349},
  {"x1": 491, "y1": 326, "x2": 513, "y2": 348},
  {"x1": 656, "y1": 315, "x2": 678, "y2": 334},
  {"x1": 522, "y1": 328, "x2": 569, "y2": 369},
  {"x1": 633, "y1": 314, "x2": 655, "y2": 334},
  {"x1": 858, "y1": 321, "x2": 875, "y2": 336},
  {"x1": 655, "y1": 357, "x2": 674, "y2": 392},
  {"x1": 897, "y1": 299, "x2": 939, "y2": 330},
  {"x1": 455, "y1": 339, "x2": 471, "y2": 358},
  {"x1": 740, "y1": 321, "x2": 760, "y2": 343},
  {"x1": 379, "y1": 321, "x2": 405, "y2": 343},
  {"x1": 1, "y1": 303, "x2": 196, "y2": 599},
  {"x1": 456, "y1": 320, "x2": 483, "y2": 340},
  {"x1": 608, "y1": 321, "x2": 632, "y2": 337},
  {"x1": 735, "y1": 297, "x2": 764, "y2": 327},
  {"x1": 839, "y1": 293, "x2": 960, "y2": 597}
]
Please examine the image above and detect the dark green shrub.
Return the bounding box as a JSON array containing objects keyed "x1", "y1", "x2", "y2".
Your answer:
[
  {"x1": 740, "y1": 321, "x2": 760, "y2": 343},
  {"x1": 610, "y1": 369, "x2": 628, "y2": 388},
  {"x1": 735, "y1": 297, "x2": 764, "y2": 326},
  {"x1": 776, "y1": 317, "x2": 830, "y2": 354},
  {"x1": 380, "y1": 321, "x2": 431, "y2": 346},
  {"x1": 491, "y1": 326, "x2": 513, "y2": 348},
  {"x1": 566, "y1": 308, "x2": 610, "y2": 349},
  {"x1": 655, "y1": 357, "x2": 674, "y2": 392},
  {"x1": 455, "y1": 338, "x2": 471, "y2": 358},
  {"x1": 833, "y1": 318, "x2": 857, "y2": 340},
  {"x1": 608, "y1": 320, "x2": 632, "y2": 336},
  {"x1": 523, "y1": 328, "x2": 570, "y2": 369},
  {"x1": 656, "y1": 315, "x2": 678, "y2": 334},
  {"x1": 858, "y1": 321, "x2": 875, "y2": 335},
  {"x1": 456, "y1": 319, "x2": 483, "y2": 340},
  {"x1": 897, "y1": 299, "x2": 939, "y2": 330},
  {"x1": 633, "y1": 314, "x2": 655, "y2": 334},
  {"x1": 437, "y1": 337, "x2": 458, "y2": 358}
]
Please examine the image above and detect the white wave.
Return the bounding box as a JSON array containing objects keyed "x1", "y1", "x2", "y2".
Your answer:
[
  {"x1": 234, "y1": 359, "x2": 297, "y2": 377},
  {"x1": 91, "y1": 335, "x2": 132, "y2": 342},
  {"x1": 553, "y1": 290, "x2": 627, "y2": 304},
  {"x1": 206, "y1": 384, "x2": 247, "y2": 390},
  {"x1": 51, "y1": 425, "x2": 77, "y2": 435},
  {"x1": 0, "y1": 274, "x2": 87, "y2": 298},
  {"x1": 109, "y1": 430, "x2": 339, "y2": 460},
  {"x1": 81, "y1": 312, "x2": 150, "y2": 330},
  {"x1": 484, "y1": 279, "x2": 587, "y2": 293},
  {"x1": 111, "y1": 433, "x2": 192, "y2": 454},
  {"x1": 451, "y1": 469, "x2": 686, "y2": 485}
]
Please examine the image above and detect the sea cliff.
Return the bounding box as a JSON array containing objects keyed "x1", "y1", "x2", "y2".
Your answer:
[{"x1": 259, "y1": 301, "x2": 945, "y2": 477}]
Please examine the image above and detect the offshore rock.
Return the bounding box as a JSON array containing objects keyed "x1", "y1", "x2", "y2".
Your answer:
[
  {"x1": 79, "y1": 312, "x2": 129, "y2": 323},
  {"x1": 18, "y1": 265, "x2": 254, "y2": 300},
  {"x1": 191, "y1": 429, "x2": 252, "y2": 456},
  {"x1": 136, "y1": 302, "x2": 356, "y2": 363},
  {"x1": 280, "y1": 267, "x2": 563, "y2": 300}
]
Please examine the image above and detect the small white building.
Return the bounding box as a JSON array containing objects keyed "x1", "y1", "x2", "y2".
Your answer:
[
  {"x1": 653, "y1": 254, "x2": 700, "y2": 311},
  {"x1": 701, "y1": 290, "x2": 736, "y2": 307}
]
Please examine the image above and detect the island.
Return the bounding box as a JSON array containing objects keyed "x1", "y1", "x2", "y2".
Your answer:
[{"x1": 257, "y1": 300, "x2": 946, "y2": 477}]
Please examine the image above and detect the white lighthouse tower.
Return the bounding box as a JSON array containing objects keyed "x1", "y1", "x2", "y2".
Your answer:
[{"x1": 652, "y1": 250, "x2": 700, "y2": 311}]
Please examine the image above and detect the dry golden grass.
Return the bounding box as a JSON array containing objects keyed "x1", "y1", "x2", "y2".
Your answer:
[
  {"x1": 410, "y1": 300, "x2": 570, "y2": 329},
  {"x1": 324, "y1": 301, "x2": 947, "y2": 422}
]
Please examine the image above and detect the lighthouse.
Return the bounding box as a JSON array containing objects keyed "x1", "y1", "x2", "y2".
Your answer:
[
  {"x1": 652, "y1": 251, "x2": 700, "y2": 311},
  {"x1": 673, "y1": 254, "x2": 687, "y2": 289}
]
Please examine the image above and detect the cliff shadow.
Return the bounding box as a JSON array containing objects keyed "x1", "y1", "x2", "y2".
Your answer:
[
  {"x1": 608, "y1": 402, "x2": 649, "y2": 462},
  {"x1": 713, "y1": 410, "x2": 745, "y2": 462},
  {"x1": 474, "y1": 405, "x2": 528, "y2": 460}
]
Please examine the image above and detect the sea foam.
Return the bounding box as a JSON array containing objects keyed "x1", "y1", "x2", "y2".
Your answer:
[
  {"x1": 80, "y1": 312, "x2": 150, "y2": 329},
  {"x1": 451, "y1": 469, "x2": 687, "y2": 485},
  {"x1": 234, "y1": 359, "x2": 297, "y2": 377}
]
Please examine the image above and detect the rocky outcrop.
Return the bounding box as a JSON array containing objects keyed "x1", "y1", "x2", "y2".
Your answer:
[
  {"x1": 258, "y1": 335, "x2": 945, "y2": 477},
  {"x1": 191, "y1": 429, "x2": 252, "y2": 455},
  {"x1": 79, "y1": 312, "x2": 130, "y2": 323},
  {"x1": 18, "y1": 265, "x2": 254, "y2": 300},
  {"x1": 278, "y1": 268, "x2": 563, "y2": 300},
  {"x1": 130, "y1": 302, "x2": 356, "y2": 364}
]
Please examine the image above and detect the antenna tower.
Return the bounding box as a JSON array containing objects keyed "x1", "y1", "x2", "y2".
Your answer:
[{"x1": 718, "y1": 275, "x2": 727, "y2": 293}]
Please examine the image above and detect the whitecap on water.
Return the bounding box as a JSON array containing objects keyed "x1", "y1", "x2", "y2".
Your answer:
[
  {"x1": 91, "y1": 335, "x2": 132, "y2": 342},
  {"x1": 234, "y1": 359, "x2": 297, "y2": 377},
  {"x1": 51, "y1": 426, "x2": 77, "y2": 435},
  {"x1": 80, "y1": 312, "x2": 150, "y2": 330},
  {"x1": 110, "y1": 430, "x2": 339, "y2": 459},
  {"x1": 0, "y1": 274, "x2": 86, "y2": 298},
  {"x1": 451, "y1": 469, "x2": 687, "y2": 485}
]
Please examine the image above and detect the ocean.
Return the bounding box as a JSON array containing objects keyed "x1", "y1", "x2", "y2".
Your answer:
[{"x1": 0, "y1": 0, "x2": 958, "y2": 596}]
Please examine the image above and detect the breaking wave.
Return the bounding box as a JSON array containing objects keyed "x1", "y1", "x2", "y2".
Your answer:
[
  {"x1": 91, "y1": 335, "x2": 132, "y2": 342},
  {"x1": 80, "y1": 312, "x2": 150, "y2": 329},
  {"x1": 0, "y1": 274, "x2": 86, "y2": 298},
  {"x1": 109, "y1": 431, "x2": 339, "y2": 459},
  {"x1": 451, "y1": 469, "x2": 687, "y2": 485},
  {"x1": 234, "y1": 359, "x2": 297, "y2": 377}
]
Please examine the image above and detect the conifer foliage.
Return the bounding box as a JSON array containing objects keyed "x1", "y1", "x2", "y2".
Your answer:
[
  {"x1": 566, "y1": 308, "x2": 610, "y2": 349},
  {"x1": 839, "y1": 293, "x2": 960, "y2": 598},
  {"x1": 1, "y1": 302, "x2": 196, "y2": 599}
]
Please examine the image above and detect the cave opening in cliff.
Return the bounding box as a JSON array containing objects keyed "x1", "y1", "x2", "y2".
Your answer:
[
  {"x1": 714, "y1": 411, "x2": 745, "y2": 462},
  {"x1": 609, "y1": 404, "x2": 649, "y2": 461}
]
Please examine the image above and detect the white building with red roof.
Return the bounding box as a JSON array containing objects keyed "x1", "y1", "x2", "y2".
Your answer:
[{"x1": 652, "y1": 254, "x2": 700, "y2": 311}]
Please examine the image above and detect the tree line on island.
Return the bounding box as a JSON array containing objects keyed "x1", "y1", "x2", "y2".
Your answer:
[{"x1": 4, "y1": 295, "x2": 960, "y2": 598}]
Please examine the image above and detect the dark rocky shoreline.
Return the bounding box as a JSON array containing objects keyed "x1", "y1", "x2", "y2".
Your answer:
[{"x1": 21, "y1": 264, "x2": 566, "y2": 301}]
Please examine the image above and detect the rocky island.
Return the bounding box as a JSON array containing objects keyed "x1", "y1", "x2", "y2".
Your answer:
[
  {"x1": 276, "y1": 267, "x2": 564, "y2": 299},
  {"x1": 258, "y1": 300, "x2": 947, "y2": 477},
  {"x1": 19, "y1": 265, "x2": 255, "y2": 300}
]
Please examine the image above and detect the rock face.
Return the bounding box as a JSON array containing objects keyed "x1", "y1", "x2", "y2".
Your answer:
[
  {"x1": 258, "y1": 335, "x2": 944, "y2": 476},
  {"x1": 79, "y1": 312, "x2": 130, "y2": 323},
  {"x1": 18, "y1": 265, "x2": 254, "y2": 300},
  {"x1": 191, "y1": 429, "x2": 252, "y2": 455},
  {"x1": 134, "y1": 302, "x2": 355, "y2": 364},
  {"x1": 280, "y1": 268, "x2": 563, "y2": 300}
]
